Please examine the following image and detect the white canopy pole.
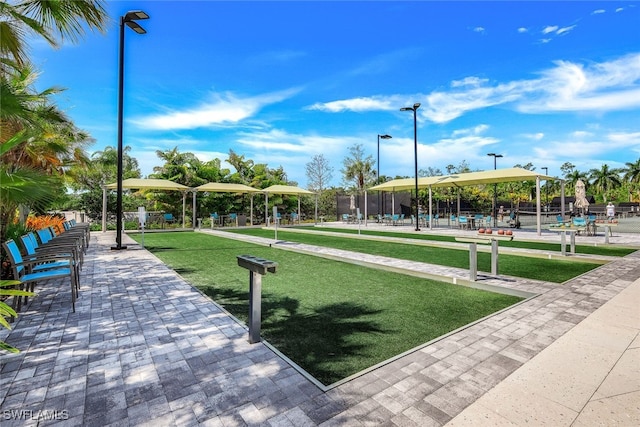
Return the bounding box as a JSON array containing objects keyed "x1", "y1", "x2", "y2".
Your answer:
[
  {"x1": 250, "y1": 194, "x2": 254, "y2": 225},
  {"x1": 102, "y1": 186, "x2": 107, "y2": 232},
  {"x1": 560, "y1": 180, "x2": 566, "y2": 220},
  {"x1": 428, "y1": 186, "x2": 433, "y2": 229},
  {"x1": 314, "y1": 193, "x2": 318, "y2": 225},
  {"x1": 192, "y1": 190, "x2": 196, "y2": 229},
  {"x1": 182, "y1": 192, "x2": 186, "y2": 228},
  {"x1": 536, "y1": 176, "x2": 541, "y2": 235},
  {"x1": 265, "y1": 193, "x2": 269, "y2": 226},
  {"x1": 392, "y1": 192, "x2": 395, "y2": 214},
  {"x1": 364, "y1": 191, "x2": 368, "y2": 226},
  {"x1": 298, "y1": 197, "x2": 301, "y2": 225}
]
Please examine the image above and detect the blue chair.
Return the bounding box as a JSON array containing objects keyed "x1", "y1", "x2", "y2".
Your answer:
[
  {"x1": 20, "y1": 233, "x2": 80, "y2": 278},
  {"x1": 342, "y1": 213, "x2": 350, "y2": 223},
  {"x1": 210, "y1": 212, "x2": 219, "y2": 228},
  {"x1": 572, "y1": 217, "x2": 587, "y2": 226},
  {"x1": 2, "y1": 239, "x2": 78, "y2": 312},
  {"x1": 458, "y1": 216, "x2": 469, "y2": 230},
  {"x1": 225, "y1": 213, "x2": 238, "y2": 227},
  {"x1": 474, "y1": 214, "x2": 485, "y2": 228},
  {"x1": 291, "y1": 212, "x2": 299, "y2": 224},
  {"x1": 587, "y1": 214, "x2": 597, "y2": 236},
  {"x1": 450, "y1": 214, "x2": 457, "y2": 228}
]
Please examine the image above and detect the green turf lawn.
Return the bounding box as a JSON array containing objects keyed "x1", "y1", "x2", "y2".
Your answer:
[
  {"x1": 228, "y1": 228, "x2": 602, "y2": 283},
  {"x1": 131, "y1": 232, "x2": 523, "y2": 385},
  {"x1": 294, "y1": 226, "x2": 636, "y2": 257}
]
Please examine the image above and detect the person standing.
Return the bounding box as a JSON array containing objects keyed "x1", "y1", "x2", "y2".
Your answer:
[{"x1": 606, "y1": 202, "x2": 616, "y2": 220}]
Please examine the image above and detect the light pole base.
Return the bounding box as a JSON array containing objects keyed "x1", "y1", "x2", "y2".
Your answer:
[{"x1": 111, "y1": 245, "x2": 128, "y2": 250}]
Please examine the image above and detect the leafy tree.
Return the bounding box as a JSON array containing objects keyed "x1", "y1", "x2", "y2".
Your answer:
[
  {"x1": 560, "y1": 162, "x2": 575, "y2": 177},
  {"x1": 0, "y1": 68, "x2": 91, "y2": 238},
  {"x1": 589, "y1": 164, "x2": 622, "y2": 203},
  {"x1": 0, "y1": 0, "x2": 108, "y2": 70},
  {"x1": 66, "y1": 146, "x2": 141, "y2": 220},
  {"x1": 1, "y1": 0, "x2": 108, "y2": 240},
  {"x1": 623, "y1": 158, "x2": 640, "y2": 201},
  {"x1": 341, "y1": 143, "x2": 375, "y2": 196},
  {"x1": 564, "y1": 169, "x2": 589, "y2": 194}
]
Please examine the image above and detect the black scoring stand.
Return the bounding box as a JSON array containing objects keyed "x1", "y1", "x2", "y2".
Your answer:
[{"x1": 236, "y1": 255, "x2": 278, "y2": 343}]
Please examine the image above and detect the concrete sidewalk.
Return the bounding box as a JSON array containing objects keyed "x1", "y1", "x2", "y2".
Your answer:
[
  {"x1": 446, "y1": 277, "x2": 640, "y2": 426},
  {"x1": 0, "y1": 229, "x2": 639, "y2": 426}
]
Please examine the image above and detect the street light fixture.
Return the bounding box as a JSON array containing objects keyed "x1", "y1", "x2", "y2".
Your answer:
[
  {"x1": 113, "y1": 10, "x2": 149, "y2": 251},
  {"x1": 541, "y1": 167, "x2": 549, "y2": 212},
  {"x1": 377, "y1": 134, "x2": 392, "y2": 217},
  {"x1": 487, "y1": 153, "x2": 503, "y2": 228},
  {"x1": 400, "y1": 103, "x2": 421, "y2": 231}
]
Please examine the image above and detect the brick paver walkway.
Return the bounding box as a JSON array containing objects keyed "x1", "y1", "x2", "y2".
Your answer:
[{"x1": 1, "y1": 228, "x2": 638, "y2": 426}]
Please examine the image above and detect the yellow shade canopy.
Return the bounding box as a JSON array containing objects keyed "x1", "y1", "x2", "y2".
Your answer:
[
  {"x1": 195, "y1": 182, "x2": 261, "y2": 193},
  {"x1": 105, "y1": 178, "x2": 190, "y2": 191}
]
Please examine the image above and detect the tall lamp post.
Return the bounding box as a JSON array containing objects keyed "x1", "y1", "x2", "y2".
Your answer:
[
  {"x1": 487, "y1": 152, "x2": 503, "y2": 228},
  {"x1": 541, "y1": 167, "x2": 548, "y2": 212},
  {"x1": 400, "y1": 103, "x2": 421, "y2": 231},
  {"x1": 113, "y1": 10, "x2": 149, "y2": 251},
  {"x1": 377, "y1": 134, "x2": 392, "y2": 217}
]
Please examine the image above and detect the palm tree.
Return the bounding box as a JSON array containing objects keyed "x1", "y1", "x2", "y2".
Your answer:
[
  {"x1": 0, "y1": 0, "x2": 108, "y2": 70},
  {"x1": 623, "y1": 158, "x2": 640, "y2": 201},
  {"x1": 1, "y1": 0, "x2": 108, "y2": 242},
  {"x1": 564, "y1": 169, "x2": 589, "y2": 194},
  {"x1": 589, "y1": 164, "x2": 622, "y2": 203},
  {"x1": 341, "y1": 143, "x2": 376, "y2": 195}
]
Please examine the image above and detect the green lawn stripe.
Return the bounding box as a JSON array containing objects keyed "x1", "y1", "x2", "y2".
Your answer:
[
  {"x1": 228, "y1": 228, "x2": 599, "y2": 283},
  {"x1": 131, "y1": 232, "x2": 523, "y2": 385},
  {"x1": 294, "y1": 226, "x2": 635, "y2": 257}
]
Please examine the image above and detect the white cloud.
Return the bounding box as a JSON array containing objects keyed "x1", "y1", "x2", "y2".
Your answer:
[
  {"x1": 517, "y1": 27, "x2": 528, "y2": 33},
  {"x1": 571, "y1": 131, "x2": 593, "y2": 138},
  {"x1": 236, "y1": 128, "x2": 351, "y2": 155},
  {"x1": 592, "y1": 9, "x2": 606, "y2": 15},
  {"x1": 518, "y1": 53, "x2": 640, "y2": 113},
  {"x1": 452, "y1": 124, "x2": 490, "y2": 137},
  {"x1": 473, "y1": 26, "x2": 485, "y2": 33},
  {"x1": 309, "y1": 53, "x2": 640, "y2": 124},
  {"x1": 307, "y1": 96, "x2": 397, "y2": 112},
  {"x1": 540, "y1": 24, "x2": 576, "y2": 39},
  {"x1": 523, "y1": 133, "x2": 544, "y2": 140},
  {"x1": 556, "y1": 25, "x2": 576, "y2": 36},
  {"x1": 537, "y1": 131, "x2": 640, "y2": 168},
  {"x1": 451, "y1": 76, "x2": 488, "y2": 88},
  {"x1": 422, "y1": 81, "x2": 521, "y2": 123},
  {"x1": 131, "y1": 88, "x2": 300, "y2": 130},
  {"x1": 615, "y1": 8, "x2": 624, "y2": 13}
]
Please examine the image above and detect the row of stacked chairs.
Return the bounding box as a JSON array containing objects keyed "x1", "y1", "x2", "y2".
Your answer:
[{"x1": 2, "y1": 220, "x2": 90, "y2": 314}]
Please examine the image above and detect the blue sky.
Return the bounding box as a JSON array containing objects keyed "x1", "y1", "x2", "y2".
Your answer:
[{"x1": 31, "y1": 1, "x2": 640, "y2": 188}]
